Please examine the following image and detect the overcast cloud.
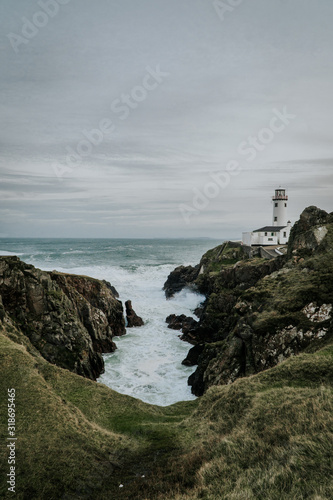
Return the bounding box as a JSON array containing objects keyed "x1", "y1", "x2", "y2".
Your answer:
[{"x1": 0, "y1": 0, "x2": 332, "y2": 238}]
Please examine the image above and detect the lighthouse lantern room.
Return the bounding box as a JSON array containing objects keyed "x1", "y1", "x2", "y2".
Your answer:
[{"x1": 272, "y1": 188, "x2": 288, "y2": 227}]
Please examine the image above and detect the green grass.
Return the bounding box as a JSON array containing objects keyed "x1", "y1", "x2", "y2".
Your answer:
[{"x1": 1, "y1": 322, "x2": 332, "y2": 499}]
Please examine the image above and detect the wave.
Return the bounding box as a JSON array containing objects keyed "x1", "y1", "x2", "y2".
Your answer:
[
  {"x1": 62, "y1": 250, "x2": 86, "y2": 255},
  {"x1": 0, "y1": 250, "x2": 24, "y2": 256}
]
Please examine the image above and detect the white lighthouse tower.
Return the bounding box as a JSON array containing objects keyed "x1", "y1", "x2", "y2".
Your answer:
[{"x1": 272, "y1": 187, "x2": 288, "y2": 226}]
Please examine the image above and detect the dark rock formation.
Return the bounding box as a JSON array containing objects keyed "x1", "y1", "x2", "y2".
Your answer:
[
  {"x1": 51, "y1": 272, "x2": 125, "y2": 341},
  {"x1": 193, "y1": 303, "x2": 205, "y2": 320},
  {"x1": 196, "y1": 254, "x2": 285, "y2": 296},
  {"x1": 182, "y1": 257, "x2": 285, "y2": 347},
  {"x1": 165, "y1": 314, "x2": 197, "y2": 332},
  {"x1": 287, "y1": 206, "x2": 333, "y2": 258},
  {"x1": 125, "y1": 300, "x2": 144, "y2": 327},
  {"x1": 102, "y1": 279, "x2": 119, "y2": 298},
  {"x1": 181, "y1": 343, "x2": 205, "y2": 366},
  {"x1": 165, "y1": 314, "x2": 198, "y2": 344},
  {"x1": 163, "y1": 264, "x2": 200, "y2": 298},
  {"x1": 166, "y1": 313, "x2": 187, "y2": 330},
  {"x1": 0, "y1": 257, "x2": 126, "y2": 380},
  {"x1": 188, "y1": 337, "x2": 244, "y2": 396}
]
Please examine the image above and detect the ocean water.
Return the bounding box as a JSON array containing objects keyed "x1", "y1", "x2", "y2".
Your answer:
[{"x1": 0, "y1": 238, "x2": 221, "y2": 406}]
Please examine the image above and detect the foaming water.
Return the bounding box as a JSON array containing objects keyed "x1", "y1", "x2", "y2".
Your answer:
[
  {"x1": 0, "y1": 238, "x2": 221, "y2": 405},
  {"x1": 100, "y1": 285, "x2": 203, "y2": 406}
]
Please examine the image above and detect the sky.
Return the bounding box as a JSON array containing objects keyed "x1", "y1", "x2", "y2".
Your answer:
[{"x1": 0, "y1": 0, "x2": 332, "y2": 239}]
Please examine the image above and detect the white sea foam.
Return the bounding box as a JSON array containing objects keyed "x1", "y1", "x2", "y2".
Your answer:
[
  {"x1": 101, "y1": 266, "x2": 202, "y2": 405},
  {"x1": 98, "y1": 284, "x2": 202, "y2": 406}
]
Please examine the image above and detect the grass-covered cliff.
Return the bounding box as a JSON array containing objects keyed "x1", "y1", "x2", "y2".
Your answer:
[{"x1": 0, "y1": 315, "x2": 332, "y2": 499}]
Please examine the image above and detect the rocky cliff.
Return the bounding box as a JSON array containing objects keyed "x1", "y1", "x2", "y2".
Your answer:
[
  {"x1": 0, "y1": 257, "x2": 126, "y2": 379},
  {"x1": 165, "y1": 206, "x2": 333, "y2": 395},
  {"x1": 163, "y1": 263, "x2": 200, "y2": 298}
]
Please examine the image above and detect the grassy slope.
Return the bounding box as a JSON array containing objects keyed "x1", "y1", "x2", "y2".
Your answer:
[{"x1": 1, "y1": 319, "x2": 332, "y2": 499}]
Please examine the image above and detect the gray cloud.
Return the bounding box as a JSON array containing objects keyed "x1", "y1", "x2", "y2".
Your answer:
[{"x1": 0, "y1": 0, "x2": 332, "y2": 238}]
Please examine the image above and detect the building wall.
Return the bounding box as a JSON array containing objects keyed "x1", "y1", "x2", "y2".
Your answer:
[
  {"x1": 242, "y1": 232, "x2": 254, "y2": 246},
  {"x1": 256, "y1": 232, "x2": 278, "y2": 245},
  {"x1": 242, "y1": 229, "x2": 290, "y2": 246},
  {"x1": 277, "y1": 225, "x2": 291, "y2": 244}
]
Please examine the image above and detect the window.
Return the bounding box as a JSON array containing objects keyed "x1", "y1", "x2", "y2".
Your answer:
[
  {"x1": 264, "y1": 232, "x2": 267, "y2": 236},
  {"x1": 268, "y1": 238, "x2": 273, "y2": 241},
  {"x1": 274, "y1": 216, "x2": 277, "y2": 221},
  {"x1": 271, "y1": 233, "x2": 274, "y2": 236},
  {"x1": 285, "y1": 203, "x2": 287, "y2": 207},
  {"x1": 275, "y1": 203, "x2": 278, "y2": 207},
  {"x1": 283, "y1": 232, "x2": 287, "y2": 237}
]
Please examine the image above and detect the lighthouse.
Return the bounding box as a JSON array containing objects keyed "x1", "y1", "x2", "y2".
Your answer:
[
  {"x1": 272, "y1": 188, "x2": 288, "y2": 226},
  {"x1": 242, "y1": 187, "x2": 293, "y2": 247}
]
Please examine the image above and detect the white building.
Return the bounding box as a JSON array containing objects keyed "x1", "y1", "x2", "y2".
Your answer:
[{"x1": 242, "y1": 188, "x2": 292, "y2": 246}]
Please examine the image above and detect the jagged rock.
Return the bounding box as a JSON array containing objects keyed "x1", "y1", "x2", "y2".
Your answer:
[
  {"x1": 196, "y1": 255, "x2": 285, "y2": 296},
  {"x1": 181, "y1": 316, "x2": 199, "y2": 335},
  {"x1": 188, "y1": 337, "x2": 244, "y2": 396},
  {"x1": 181, "y1": 343, "x2": 205, "y2": 366},
  {"x1": 102, "y1": 280, "x2": 120, "y2": 298},
  {"x1": 165, "y1": 313, "x2": 197, "y2": 332},
  {"x1": 163, "y1": 264, "x2": 200, "y2": 298},
  {"x1": 166, "y1": 313, "x2": 187, "y2": 330},
  {"x1": 193, "y1": 303, "x2": 205, "y2": 319},
  {"x1": 125, "y1": 300, "x2": 144, "y2": 327},
  {"x1": 51, "y1": 272, "x2": 125, "y2": 340},
  {"x1": 165, "y1": 314, "x2": 198, "y2": 344},
  {"x1": 287, "y1": 206, "x2": 333, "y2": 258},
  {"x1": 0, "y1": 257, "x2": 126, "y2": 380}
]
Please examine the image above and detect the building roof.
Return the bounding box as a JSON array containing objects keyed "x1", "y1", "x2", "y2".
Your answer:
[{"x1": 253, "y1": 226, "x2": 287, "y2": 233}]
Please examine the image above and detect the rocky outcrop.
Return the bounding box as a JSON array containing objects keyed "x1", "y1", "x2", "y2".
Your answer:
[
  {"x1": 167, "y1": 207, "x2": 333, "y2": 396},
  {"x1": 125, "y1": 300, "x2": 144, "y2": 327},
  {"x1": 287, "y1": 206, "x2": 333, "y2": 258},
  {"x1": 178, "y1": 257, "x2": 285, "y2": 348},
  {"x1": 189, "y1": 303, "x2": 333, "y2": 396},
  {"x1": 166, "y1": 313, "x2": 186, "y2": 330},
  {"x1": 163, "y1": 242, "x2": 284, "y2": 298},
  {"x1": 165, "y1": 314, "x2": 198, "y2": 343},
  {"x1": 188, "y1": 337, "x2": 244, "y2": 395},
  {"x1": 0, "y1": 257, "x2": 126, "y2": 380},
  {"x1": 196, "y1": 255, "x2": 285, "y2": 295},
  {"x1": 163, "y1": 264, "x2": 200, "y2": 298},
  {"x1": 181, "y1": 343, "x2": 205, "y2": 366}
]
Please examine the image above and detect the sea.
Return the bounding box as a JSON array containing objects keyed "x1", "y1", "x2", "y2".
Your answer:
[{"x1": 0, "y1": 238, "x2": 221, "y2": 406}]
